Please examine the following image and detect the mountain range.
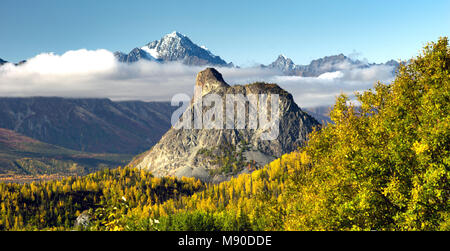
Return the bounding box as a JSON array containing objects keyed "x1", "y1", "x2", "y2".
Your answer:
[
  {"x1": 1, "y1": 31, "x2": 399, "y2": 77},
  {"x1": 264, "y1": 54, "x2": 400, "y2": 77},
  {"x1": 0, "y1": 97, "x2": 178, "y2": 154},
  {"x1": 0, "y1": 31, "x2": 399, "y2": 182},
  {"x1": 112, "y1": 31, "x2": 400, "y2": 76}
]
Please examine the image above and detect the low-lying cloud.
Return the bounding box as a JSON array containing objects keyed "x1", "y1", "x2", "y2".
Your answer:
[{"x1": 0, "y1": 49, "x2": 396, "y2": 108}]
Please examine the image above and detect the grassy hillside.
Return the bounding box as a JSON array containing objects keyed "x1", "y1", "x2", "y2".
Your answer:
[{"x1": 0, "y1": 128, "x2": 131, "y2": 183}]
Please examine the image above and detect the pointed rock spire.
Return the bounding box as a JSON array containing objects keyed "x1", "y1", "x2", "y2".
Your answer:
[
  {"x1": 195, "y1": 68, "x2": 230, "y2": 94},
  {"x1": 131, "y1": 68, "x2": 321, "y2": 182}
]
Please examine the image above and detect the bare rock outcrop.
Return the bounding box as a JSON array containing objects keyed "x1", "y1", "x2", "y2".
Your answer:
[{"x1": 131, "y1": 68, "x2": 320, "y2": 182}]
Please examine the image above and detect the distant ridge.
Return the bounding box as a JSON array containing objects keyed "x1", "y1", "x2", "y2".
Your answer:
[{"x1": 265, "y1": 53, "x2": 400, "y2": 76}]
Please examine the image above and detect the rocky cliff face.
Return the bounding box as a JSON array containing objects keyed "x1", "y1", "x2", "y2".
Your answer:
[{"x1": 132, "y1": 68, "x2": 320, "y2": 182}]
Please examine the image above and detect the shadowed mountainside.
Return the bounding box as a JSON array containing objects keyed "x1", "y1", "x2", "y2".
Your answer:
[
  {"x1": 0, "y1": 128, "x2": 131, "y2": 182},
  {"x1": 0, "y1": 98, "x2": 179, "y2": 154}
]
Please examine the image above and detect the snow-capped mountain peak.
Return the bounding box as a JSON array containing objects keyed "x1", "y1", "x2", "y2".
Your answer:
[{"x1": 115, "y1": 31, "x2": 229, "y2": 66}]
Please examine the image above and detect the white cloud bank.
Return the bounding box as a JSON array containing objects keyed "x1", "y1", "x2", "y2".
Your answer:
[{"x1": 0, "y1": 49, "x2": 396, "y2": 108}]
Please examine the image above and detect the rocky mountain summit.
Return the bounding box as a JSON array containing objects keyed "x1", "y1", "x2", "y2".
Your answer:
[
  {"x1": 131, "y1": 68, "x2": 320, "y2": 182},
  {"x1": 268, "y1": 55, "x2": 298, "y2": 75},
  {"x1": 115, "y1": 31, "x2": 231, "y2": 66}
]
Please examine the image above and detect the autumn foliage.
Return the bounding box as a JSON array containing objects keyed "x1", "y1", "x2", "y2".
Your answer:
[{"x1": 0, "y1": 38, "x2": 448, "y2": 231}]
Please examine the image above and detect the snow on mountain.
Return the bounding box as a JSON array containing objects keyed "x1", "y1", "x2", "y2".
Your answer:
[
  {"x1": 140, "y1": 46, "x2": 160, "y2": 59},
  {"x1": 268, "y1": 55, "x2": 298, "y2": 75},
  {"x1": 115, "y1": 31, "x2": 230, "y2": 66}
]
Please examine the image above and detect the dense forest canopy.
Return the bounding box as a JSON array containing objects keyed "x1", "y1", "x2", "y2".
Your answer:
[{"x1": 0, "y1": 38, "x2": 448, "y2": 231}]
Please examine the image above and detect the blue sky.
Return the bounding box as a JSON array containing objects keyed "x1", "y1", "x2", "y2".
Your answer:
[{"x1": 1, "y1": 0, "x2": 449, "y2": 66}]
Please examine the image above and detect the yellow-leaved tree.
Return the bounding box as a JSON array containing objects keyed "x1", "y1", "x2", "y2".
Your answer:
[{"x1": 284, "y1": 37, "x2": 449, "y2": 231}]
